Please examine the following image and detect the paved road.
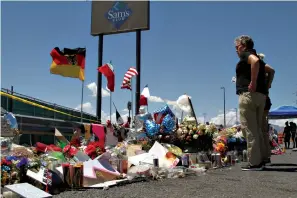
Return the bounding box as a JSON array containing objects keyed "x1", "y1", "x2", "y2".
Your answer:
[{"x1": 55, "y1": 150, "x2": 297, "y2": 198}]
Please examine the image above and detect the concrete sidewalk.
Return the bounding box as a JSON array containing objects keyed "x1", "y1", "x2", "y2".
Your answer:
[{"x1": 55, "y1": 150, "x2": 297, "y2": 198}]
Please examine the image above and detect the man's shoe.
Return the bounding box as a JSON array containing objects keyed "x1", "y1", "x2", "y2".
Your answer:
[
  {"x1": 241, "y1": 164, "x2": 263, "y2": 171},
  {"x1": 261, "y1": 158, "x2": 271, "y2": 166}
]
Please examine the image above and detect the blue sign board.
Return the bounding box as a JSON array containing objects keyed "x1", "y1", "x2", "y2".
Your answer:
[{"x1": 105, "y1": 1, "x2": 133, "y2": 30}]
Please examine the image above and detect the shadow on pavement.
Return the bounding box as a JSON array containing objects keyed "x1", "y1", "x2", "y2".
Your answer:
[{"x1": 263, "y1": 163, "x2": 297, "y2": 172}]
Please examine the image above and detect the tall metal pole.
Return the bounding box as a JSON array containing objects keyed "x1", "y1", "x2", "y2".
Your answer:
[
  {"x1": 96, "y1": 35, "x2": 104, "y2": 123},
  {"x1": 110, "y1": 93, "x2": 112, "y2": 123},
  {"x1": 80, "y1": 80, "x2": 84, "y2": 123},
  {"x1": 221, "y1": 87, "x2": 226, "y2": 128},
  {"x1": 135, "y1": 30, "x2": 141, "y2": 115},
  {"x1": 203, "y1": 113, "x2": 206, "y2": 124},
  {"x1": 235, "y1": 108, "x2": 238, "y2": 125},
  {"x1": 131, "y1": 78, "x2": 134, "y2": 121},
  {"x1": 9, "y1": 86, "x2": 14, "y2": 112}
]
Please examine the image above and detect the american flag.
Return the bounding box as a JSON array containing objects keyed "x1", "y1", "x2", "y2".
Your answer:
[{"x1": 121, "y1": 67, "x2": 138, "y2": 90}]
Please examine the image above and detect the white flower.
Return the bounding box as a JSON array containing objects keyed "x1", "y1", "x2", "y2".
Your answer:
[{"x1": 193, "y1": 134, "x2": 198, "y2": 139}]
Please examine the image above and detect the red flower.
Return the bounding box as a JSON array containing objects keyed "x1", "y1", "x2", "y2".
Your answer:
[
  {"x1": 63, "y1": 145, "x2": 78, "y2": 157},
  {"x1": 70, "y1": 138, "x2": 81, "y2": 147},
  {"x1": 84, "y1": 141, "x2": 105, "y2": 158},
  {"x1": 106, "y1": 120, "x2": 111, "y2": 127},
  {"x1": 1, "y1": 158, "x2": 8, "y2": 165}
]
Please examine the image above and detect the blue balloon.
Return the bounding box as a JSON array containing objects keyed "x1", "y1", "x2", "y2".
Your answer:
[
  {"x1": 162, "y1": 114, "x2": 175, "y2": 133},
  {"x1": 153, "y1": 105, "x2": 175, "y2": 117},
  {"x1": 144, "y1": 120, "x2": 160, "y2": 136},
  {"x1": 4, "y1": 113, "x2": 18, "y2": 129},
  {"x1": 153, "y1": 105, "x2": 175, "y2": 124},
  {"x1": 137, "y1": 113, "x2": 153, "y2": 122},
  {"x1": 228, "y1": 137, "x2": 236, "y2": 143}
]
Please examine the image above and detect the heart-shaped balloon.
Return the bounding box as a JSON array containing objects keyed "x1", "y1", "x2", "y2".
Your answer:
[
  {"x1": 161, "y1": 114, "x2": 175, "y2": 133},
  {"x1": 4, "y1": 113, "x2": 18, "y2": 129},
  {"x1": 144, "y1": 120, "x2": 160, "y2": 136},
  {"x1": 153, "y1": 105, "x2": 175, "y2": 124},
  {"x1": 135, "y1": 113, "x2": 153, "y2": 130}
]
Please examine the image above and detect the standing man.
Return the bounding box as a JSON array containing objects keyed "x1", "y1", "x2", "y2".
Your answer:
[
  {"x1": 235, "y1": 35, "x2": 266, "y2": 171},
  {"x1": 283, "y1": 121, "x2": 291, "y2": 149},
  {"x1": 258, "y1": 53, "x2": 275, "y2": 164},
  {"x1": 290, "y1": 122, "x2": 296, "y2": 148}
]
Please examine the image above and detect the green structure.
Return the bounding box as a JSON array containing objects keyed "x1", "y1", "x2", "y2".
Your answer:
[
  {"x1": 1, "y1": 88, "x2": 98, "y2": 123},
  {"x1": 1, "y1": 88, "x2": 99, "y2": 146}
]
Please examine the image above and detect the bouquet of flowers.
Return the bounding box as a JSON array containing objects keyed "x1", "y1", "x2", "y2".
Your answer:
[
  {"x1": 213, "y1": 136, "x2": 227, "y2": 155},
  {"x1": 84, "y1": 141, "x2": 105, "y2": 159},
  {"x1": 175, "y1": 123, "x2": 217, "y2": 152}
]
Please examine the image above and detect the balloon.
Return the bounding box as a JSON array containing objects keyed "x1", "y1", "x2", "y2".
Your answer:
[
  {"x1": 4, "y1": 113, "x2": 18, "y2": 129},
  {"x1": 135, "y1": 113, "x2": 153, "y2": 130},
  {"x1": 144, "y1": 120, "x2": 160, "y2": 136},
  {"x1": 227, "y1": 137, "x2": 236, "y2": 143},
  {"x1": 137, "y1": 113, "x2": 153, "y2": 122},
  {"x1": 161, "y1": 114, "x2": 175, "y2": 133},
  {"x1": 153, "y1": 105, "x2": 175, "y2": 124}
]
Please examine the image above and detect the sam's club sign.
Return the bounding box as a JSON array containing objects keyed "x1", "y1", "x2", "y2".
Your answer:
[{"x1": 105, "y1": 1, "x2": 132, "y2": 30}]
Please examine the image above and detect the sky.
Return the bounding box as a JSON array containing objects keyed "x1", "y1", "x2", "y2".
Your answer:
[{"x1": 1, "y1": 1, "x2": 297, "y2": 127}]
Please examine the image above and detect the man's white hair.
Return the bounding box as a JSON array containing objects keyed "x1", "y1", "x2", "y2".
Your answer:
[{"x1": 257, "y1": 53, "x2": 265, "y2": 60}]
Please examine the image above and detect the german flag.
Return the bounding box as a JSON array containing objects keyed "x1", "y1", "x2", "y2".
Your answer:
[{"x1": 50, "y1": 47, "x2": 86, "y2": 81}]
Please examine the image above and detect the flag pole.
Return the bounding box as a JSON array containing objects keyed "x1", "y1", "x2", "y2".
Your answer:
[
  {"x1": 110, "y1": 92, "x2": 112, "y2": 124},
  {"x1": 80, "y1": 80, "x2": 84, "y2": 123},
  {"x1": 131, "y1": 78, "x2": 134, "y2": 128}
]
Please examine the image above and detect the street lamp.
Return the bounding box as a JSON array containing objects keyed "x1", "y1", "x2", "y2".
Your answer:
[
  {"x1": 203, "y1": 113, "x2": 207, "y2": 124},
  {"x1": 234, "y1": 108, "x2": 238, "y2": 125},
  {"x1": 221, "y1": 87, "x2": 226, "y2": 128}
]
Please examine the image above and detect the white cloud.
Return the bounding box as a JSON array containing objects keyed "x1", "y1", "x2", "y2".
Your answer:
[
  {"x1": 145, "y1": 94, "x2": 194, "y2": 122},
  {"x1": 149, "y1": 96, "x2": 164, "y2": 103},
  {"x1": 75, "y1": 102, "x2": 129, "y2": 124},
  {"x1": 269, "y1": 119, "x2": 297, "y2": 127},
  {"x1": 75, "y1": 102, "x2": 94, "y2": 115},
  {"x1": 86, "y1": 82, "x2": 110, "y2": 97},
  {"x1": 122, "y1": 108, "x2": 129, "y2": 113},
  {"x1": 103, "y1": 112, "x2": 129, "y2": 124},
  {"x1": 208, "y1": 109, "x2": 297, "y2": 128},
  {"x1": 209, "y1": 109, "x2": 239, "y2": 127}
]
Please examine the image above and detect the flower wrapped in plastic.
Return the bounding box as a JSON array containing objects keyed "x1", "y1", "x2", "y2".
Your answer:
[
  {"x1": 84, "y1": 141, "x2": 106, "y2": 159},
  {"x1": 205, "y1": 124, "x2": 218, "y2": 134},
  {"x1": 197, "y1": 123, "x2": 206, "y2": 132},
  {"x1": 161, "y1": 143, "x2": 183, "y2": 157},
  {"x1": 63, "y1": 145, "x2": 78, "y2": 158},
  {"x1": 214, "y1": 142, "x2": 226, "y2": 154}
]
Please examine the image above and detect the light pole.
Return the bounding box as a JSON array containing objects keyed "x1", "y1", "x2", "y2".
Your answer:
[
  {"x1": 221, "y1": 87, "x2": 226, "y2": 128},
  {"x1": 203, "y1": 113, "x2": 207, "y2": 124},
  {"x1": 234, "y1": 108, "x2": 238, "y2": 125}
]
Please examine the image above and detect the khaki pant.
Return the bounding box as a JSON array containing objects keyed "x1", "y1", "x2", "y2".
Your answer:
[
  {"x1": 239, "y1": 92, "x2": 266, "y2": 166},
  {"x1": 262, "y1": 110, "x2": 271, "y2": 160}
]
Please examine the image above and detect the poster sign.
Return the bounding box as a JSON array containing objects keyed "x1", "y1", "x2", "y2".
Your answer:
[{"x1": 91, "y1": 1, "x2": 150, "y2": 35}]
